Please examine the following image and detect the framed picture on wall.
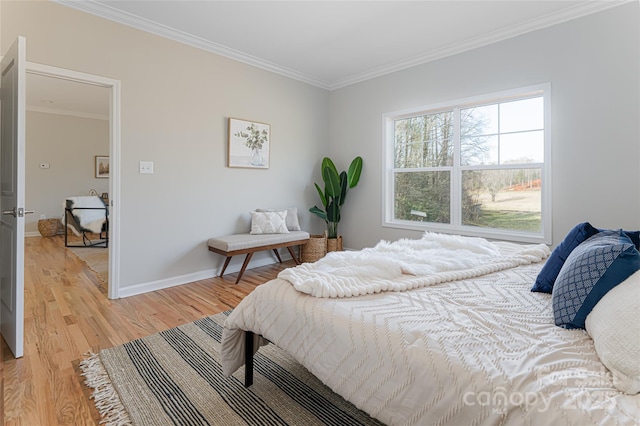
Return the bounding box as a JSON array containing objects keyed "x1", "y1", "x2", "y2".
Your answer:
[
  {"x1": 95, "y1": 155, "x2": 109, "y2": 178},
  {"x1": 228, "y1": 118, "x2": 270, "y2": 169}
]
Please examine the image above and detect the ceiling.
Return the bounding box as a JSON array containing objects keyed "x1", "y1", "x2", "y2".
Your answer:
[
  {"x1": 27, "y1": 73, "x2": 110, "y2": 119},
  {"x1": 31, "y1": 0, "x2": 628, "y2": 117}
]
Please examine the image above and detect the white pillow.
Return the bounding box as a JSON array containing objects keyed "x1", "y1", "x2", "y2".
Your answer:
[
  {"x1": 250, "y1": 210, "x2": 289, "y2": 234},
  {"x1": 256, "y1": 207, "x2": 301, "y2": 231},
  {"x1": 585, "y1": 269, "x2": 640, "y2": 394}
]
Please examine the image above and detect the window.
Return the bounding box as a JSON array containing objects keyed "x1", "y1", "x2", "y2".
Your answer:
[{"x1": 383, "y1": 84, "x2": 551, "y2": 243}]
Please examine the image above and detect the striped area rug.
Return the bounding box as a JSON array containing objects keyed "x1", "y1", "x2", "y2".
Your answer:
[{"x1": 80, "y1": 311, "x2": 383, "y2": 425}]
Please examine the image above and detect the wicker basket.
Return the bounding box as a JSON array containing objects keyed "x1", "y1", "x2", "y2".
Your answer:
[
  {"x1": 301, "y1": 234, "x2": 327, "y2": 263},
  {"x1": 38, "y1": 218, "x2": 62, "y2": 237},
  {"x1": 326, "y1": 236, "x2": 343, "y2": 252}
]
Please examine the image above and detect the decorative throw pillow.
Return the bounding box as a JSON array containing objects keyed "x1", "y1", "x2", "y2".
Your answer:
[
  {"x1": 623, "y1": 231, "x2": 640, "y2": 250},
  {"x1": 552, "y1": 230, "x2": 640, "y2": 329},
  {"x1": 531, "y1": 222, "x2": 599, "y2": 293},
  {"x1": 250, "y1": 210, "x2": 289, "y2": 234},
  {"x1": 256, "y1": 207, "x2": 301, "y2": 231},
  {"x1": 624, "y1": 230, "x2": 640, "y2": 250},
  {"x1": 599, "y1": 228, "x2": 640, "y2": 250},
  {"x1": 586, "y1": 269, "x2": 640, "y2": 394}
]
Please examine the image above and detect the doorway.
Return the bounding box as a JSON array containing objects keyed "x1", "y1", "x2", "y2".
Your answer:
[{"x1": 26, "y1": 62, "x2": 121, "y2": 299}]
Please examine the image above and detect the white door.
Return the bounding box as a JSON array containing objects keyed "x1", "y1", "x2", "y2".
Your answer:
[{"x1": 1, "y1": 36, "x2": 27, "y2": 358}]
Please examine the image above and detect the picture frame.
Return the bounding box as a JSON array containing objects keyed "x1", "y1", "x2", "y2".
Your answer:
[
  {"x1": 95, "y1": 155, "x2": 109, "y2": 178},
  {"x1": 228, "y1": 118, "x2": 270, "y2": 169}
]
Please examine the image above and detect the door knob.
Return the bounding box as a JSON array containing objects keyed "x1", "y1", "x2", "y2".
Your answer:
[{"x1": 2, "y1": 207, "x2": 34, "y2": 217}]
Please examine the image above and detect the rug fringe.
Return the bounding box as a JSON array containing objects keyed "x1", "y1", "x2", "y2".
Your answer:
[{"x1": 80, "y1": 352, "x2": 133, "y2": 426}]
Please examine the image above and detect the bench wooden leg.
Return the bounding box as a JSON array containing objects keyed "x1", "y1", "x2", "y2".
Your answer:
[
  {"x1": 287, "y1": 246, "x2": 300, "y2": 264},
  {"x1": 220, "y1": 256, "x2": 232, "y2": 277},
  {"x1": 272, "y1": 249, "x2": 283, "y2": 263},
  {"x1": 235, "y1": 252, "x2": 254, "y2": 284}
]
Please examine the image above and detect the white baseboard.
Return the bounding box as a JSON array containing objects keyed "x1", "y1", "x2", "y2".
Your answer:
[
  {"x1": 24, "y1": 234, "x2": 295, "y2": 298},
  {"x1": 117, "y1": 252, "x2": 292, "y2": 299}
]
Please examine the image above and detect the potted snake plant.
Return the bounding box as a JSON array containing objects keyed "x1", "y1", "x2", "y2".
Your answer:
[{"x1": 309, "y1": 156, "x2": 363, "y2": 251}]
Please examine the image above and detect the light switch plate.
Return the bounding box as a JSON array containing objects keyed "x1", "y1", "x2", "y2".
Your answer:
[{"x1": 139, "y1": 161, "x2": 154, "y2": 174}]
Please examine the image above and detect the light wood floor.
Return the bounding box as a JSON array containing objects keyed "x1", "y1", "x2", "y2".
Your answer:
[{"x1": 1, "y1": 235, "x2": 291, "y2": 425}]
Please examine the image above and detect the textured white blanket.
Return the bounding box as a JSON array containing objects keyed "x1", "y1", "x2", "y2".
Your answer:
[
  {"x1": 222, "y1": 262, "x2": 640, "y2": 425},
  {"x1": 279, "y1": 232, "x2": 550, "y2": 297}
]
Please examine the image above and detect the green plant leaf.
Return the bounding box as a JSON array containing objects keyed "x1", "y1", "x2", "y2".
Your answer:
[
  {"x1": 338, "y1": 171, "x2": 348, "y2": 206},
  {"x1": 314, "y1": 183, "x2": 327, "y2": 208},
  {"x1": 322, "y1": 166, "x2": 341, "y2": 198},
  {"x1": 347, "y1": 156, "x2": 363, "y2": 189},
  {"x1": 326, "y1": 200, "x2": 340, "y2": 223},
  {"x1": 309, "y1": 206, "x2": 327, "y2": 221},
  {"x1": 321, "y1": 157, "x2": 338, "y2": 177}
]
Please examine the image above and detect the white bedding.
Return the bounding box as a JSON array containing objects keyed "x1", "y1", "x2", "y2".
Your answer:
[
  {"x1": 278, "y1": 233, "x2": 550, "y2": 298},
  {"x1": 221, "y1": 257, "x2": 640, "y2": 424}
]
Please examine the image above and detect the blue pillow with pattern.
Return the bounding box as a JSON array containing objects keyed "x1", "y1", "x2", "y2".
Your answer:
[
  {"x1": 552, "y1": 230, "x2": 640, "y2": 329},
  {"x1": 532, "y1": 222, "x2": 599, "y2": 293},
  {"x1": 597, "y1": 227, "x2": 640, "y2": 250}
]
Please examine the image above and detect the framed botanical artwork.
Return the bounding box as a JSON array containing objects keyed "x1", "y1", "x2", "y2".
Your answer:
[
  {"x1": 95, "y1": 155, "x2": 109, "y2": 178},
  {"x1": 228, "y1": 118, "x2": 270, "y2": 169}
]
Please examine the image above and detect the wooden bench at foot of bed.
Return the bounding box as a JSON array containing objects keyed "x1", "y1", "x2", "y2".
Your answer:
[{"x1": 208, "y1": 231, "x2": 310, "y2": 283}]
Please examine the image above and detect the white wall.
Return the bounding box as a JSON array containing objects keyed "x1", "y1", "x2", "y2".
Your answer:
[
  {"x1": 25, "y1": 110, "x2": 109, "y2": 233},
  {"x1": 2, "y1": 1, "x2": 329, "y2": 294},
  {"x1": 4, "y1": 1, "x2": 638, "y2": 296},
  {"x1": 329, "y1": 3, "x2": 640, "y2": 250}
]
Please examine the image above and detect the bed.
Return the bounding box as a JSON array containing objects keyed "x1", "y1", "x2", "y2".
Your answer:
[{"x1": 220, "y1": 231, "x2": 640, "y2": 425}]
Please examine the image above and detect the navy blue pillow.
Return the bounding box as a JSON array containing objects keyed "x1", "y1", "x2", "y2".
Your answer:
[
  {"x1": 552, "y1": 230, "x2": 640, "y2": 329},
  {"x1": 531, "y1": 222, "x2": 599, "y2": 293},
  {"x1": 598, "y1": 228, "x2": 640, "y2": 250},
  {"x1": 624, "y1": 230, "x2": 640, "y2": 250},
  {"x1": 599, "y1": 228, "x2": 640, "y2": 250}
]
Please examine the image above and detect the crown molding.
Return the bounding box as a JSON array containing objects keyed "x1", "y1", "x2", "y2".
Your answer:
[
  {"x1": 329, "y1": 1, "x2": 634, "y2": 90},
  {"x1": 54, "y1": 0, "x2": 632, "y2": 91},
  {"x1": 52, "y1": 0, "x2": 332, "y2": 90}
]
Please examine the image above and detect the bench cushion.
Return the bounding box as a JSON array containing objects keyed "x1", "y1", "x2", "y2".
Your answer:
[{"x1": 208, "y1": 231, "x2": 310, "y2": 252}]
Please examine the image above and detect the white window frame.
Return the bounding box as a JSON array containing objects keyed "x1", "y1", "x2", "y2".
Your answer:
[{"x1": 382, "y1": 83, "x2": 552, "y2": 244}]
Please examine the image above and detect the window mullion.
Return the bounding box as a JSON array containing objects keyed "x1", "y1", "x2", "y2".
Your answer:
[
  {"x1": 451, "y1": 107, "x2": 461, "y2": 227},
  {"x1": 497, "y1": 103, "x2": 501, "y2": 165}
]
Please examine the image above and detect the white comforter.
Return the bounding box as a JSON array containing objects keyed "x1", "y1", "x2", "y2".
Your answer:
[
  {"x1": 279, "y1": 233, "x2": 550, "y2": 298},
  {"x1": 221, "y1": 247, "x2": 640, "y2": 425}
]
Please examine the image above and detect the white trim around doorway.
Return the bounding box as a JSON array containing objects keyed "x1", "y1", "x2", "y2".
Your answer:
[{"x1": 26, "y1": 61, "x2": 121, "y2": 299}]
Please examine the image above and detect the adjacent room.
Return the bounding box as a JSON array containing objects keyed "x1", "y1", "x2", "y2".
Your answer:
[
  {"x1": 1, "y1": 1, "x2": 638, "y2": 424},
  {"x1": 26, "y1": 73, "x2": 111, "y2": 287}
]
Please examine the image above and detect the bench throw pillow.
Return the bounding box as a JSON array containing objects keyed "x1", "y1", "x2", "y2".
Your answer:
[
  {"x1": 586, "y1": 269, "x2": 640, "y2": 394},
  {"x1": 250, "y1": 210, "x2": 289, "y2": 234},
  {"x1": 256, "y1": 207, "x2": 301, "y2": 231},
  {"x1": 552, "y1": 230, "x2": 640, "y2": 329},
  {"x1": 531, "y1": 222, "x2": 599, "y2": 293}
]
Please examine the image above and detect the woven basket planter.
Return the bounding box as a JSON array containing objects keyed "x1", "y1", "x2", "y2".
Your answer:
[
  {"x1": 38, "y1": 218, "x2": 62, "y2": 237},
  {"x1": 301, "y1": 234, "x2": 327, "y2": 263},
  {"x1": 326, "y1": 236, "x2": 343, "y2": 253}
]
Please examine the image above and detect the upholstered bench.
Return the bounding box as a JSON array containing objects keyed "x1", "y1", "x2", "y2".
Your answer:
[{"x1": 208, "y1": 231, "x2": 310, "y2": 283}]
